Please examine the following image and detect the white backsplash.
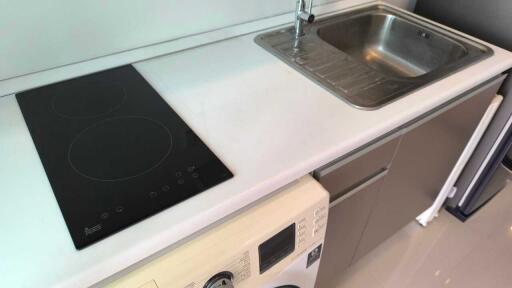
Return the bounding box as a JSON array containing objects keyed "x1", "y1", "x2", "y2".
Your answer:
[
  {"x1": 0, "y1": 0, "x2": 339, "y2": 81},
  {"x1": 0, "y1": 0, "x2": 416, "y2": 88}
]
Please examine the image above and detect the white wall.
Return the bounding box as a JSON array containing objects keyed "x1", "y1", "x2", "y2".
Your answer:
[
  {"x1": 0, "y1": 0, "x2": 418, "y2": 83},
  {"x1": 0, "y1": 0, "x2": 338, "y2": 81}
]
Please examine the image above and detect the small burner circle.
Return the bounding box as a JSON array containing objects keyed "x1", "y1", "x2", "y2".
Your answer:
[
  {"x1": 68, "y1": 116, "x2": 173, "y2": 181},
  {"x1": 52, "y1": 80, "x2": 126, "y2": 118}
]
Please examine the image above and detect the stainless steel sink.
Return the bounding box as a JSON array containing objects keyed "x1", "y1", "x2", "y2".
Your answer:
[
  {"x1": 255, "y1": 5, "x2": 492, "y2": 109},
  {"x1": 316, "y1": 12, "x2": 470, "y2": 78}
]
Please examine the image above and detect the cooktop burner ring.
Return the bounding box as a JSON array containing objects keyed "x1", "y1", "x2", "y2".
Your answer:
[
  {"x1": 68, "y1": 116, "x2": 173, "y2": 182},
  {"x1": 52, "y1": 80, "x2": 127, "y2": 119}
]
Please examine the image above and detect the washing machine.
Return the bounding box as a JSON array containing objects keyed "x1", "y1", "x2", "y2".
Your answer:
[
  {"x1": 102, "y1": 175, "x2": 329, "y2": 288},
  {"x1": 262, "y1": 242, "x2": 324, "y2": 288}
]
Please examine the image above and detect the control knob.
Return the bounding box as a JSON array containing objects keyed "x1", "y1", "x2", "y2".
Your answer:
[{"x1": 204, "y1": 271, "x2": 234, "y2": 288}]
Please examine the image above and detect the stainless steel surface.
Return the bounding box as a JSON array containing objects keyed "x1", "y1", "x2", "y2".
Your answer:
[
  {"x1": 317, "y1": 13, "x2": 466, "y2": 78},
  {"x1": 472, "y1": 163, "x2": 510, "y2": 209},
  {"x1": 295, "y1": 0, "x2": 315, "y2": 39},
  {"x1": 329, "y1": 168, "x2": 389, "y2": 207},
  {"x1": 416, "y1": 0, "x2": 512, "y2": 220},
  {"x1": 317, "y1": 169, "x2": 386, "y2": 287},
  {"x1": 255, "y1": 4, "x2": 493, "y2": 109},
  {"x1": 355, "y1": 83, "x2": 496, "y2": 260},
  {"x1": 317, "y1": 79, "x2": 499, "y2": 286},
  {"x1": 316, "y1": 137, "x2": 399, "y2": 202},
  {"x1": 447, "y1": 77, "x2": 510, "y2": 210}
]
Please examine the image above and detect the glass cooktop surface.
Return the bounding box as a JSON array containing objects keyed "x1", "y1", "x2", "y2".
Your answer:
[{"x1": 16, "y1": 65, "x2": 233, "y2": 249}]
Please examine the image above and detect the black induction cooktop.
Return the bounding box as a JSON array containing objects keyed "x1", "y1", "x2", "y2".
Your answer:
[{"x1": 16, "y1": 65, "x2": 233, "y2": 249}]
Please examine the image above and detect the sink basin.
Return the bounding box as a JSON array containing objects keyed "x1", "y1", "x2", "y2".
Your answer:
[
  {"x1": 255, "y1": 5, "x2": 492, "y2": 109},
  {"x1": 317, "y1": 13, "x2": 469, "y2": 78}
]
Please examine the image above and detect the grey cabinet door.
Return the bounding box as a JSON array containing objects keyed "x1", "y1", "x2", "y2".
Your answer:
[
  {"x1": 314, "y1": 137, "x2": 400, "y2": 287},
  {"x1": 316, "y1": 170, "x2": 388, "y2": 288},
  {"x1": 316, "y1": 137, "x2": 400, "y2": 201},
  {"x1": 354, "y1": 78, "x2": 502, "y2": 261}
]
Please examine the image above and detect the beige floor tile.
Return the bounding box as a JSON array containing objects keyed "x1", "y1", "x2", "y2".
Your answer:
[
  {"x1": 440, "y1": 241, "x2": 510, "y2": 288},
  {"x1": 335, "y1": 220, "x2": 442, "y2": 288},
  {"x1": 333, "y1": 264, "x2": 384, "y2": 288},
  {"x1": 357, "y1": 214, "x2": 481, "y2": 288},
  {"x1": 403, "y1": 213, "x2": 489, "y2": 286}
]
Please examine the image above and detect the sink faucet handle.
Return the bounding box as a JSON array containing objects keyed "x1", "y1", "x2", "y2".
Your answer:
[
  {"x1": 299, "y1": 10, "x2": 315, "y2": 23},
  {"x1": 300, "y1": 0, "x2": 315, "y2": 23}
]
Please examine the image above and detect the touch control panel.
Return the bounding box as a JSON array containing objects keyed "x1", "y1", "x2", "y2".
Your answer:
[
  {"x1": 313, "y1": 205, "x2": 328, "y2": 237},
  {"x1": 103, "y1": 175, "x2": 329, "y2": 288}
]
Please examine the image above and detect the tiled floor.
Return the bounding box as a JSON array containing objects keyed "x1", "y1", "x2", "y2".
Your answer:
[{"x1": 334, "y1": 182, "x2": 512, "y2": 288}]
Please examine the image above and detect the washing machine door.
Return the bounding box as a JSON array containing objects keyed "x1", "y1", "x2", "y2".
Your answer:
[{"x1": 263, "y1": 243, "x2": 323, "y2": 288}]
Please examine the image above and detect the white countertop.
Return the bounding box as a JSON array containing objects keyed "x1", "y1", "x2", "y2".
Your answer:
[{"x1": 1, "y1": 1, "x2": 512, "y2": 287}]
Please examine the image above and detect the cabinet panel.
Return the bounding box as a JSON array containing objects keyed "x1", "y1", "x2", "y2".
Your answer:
[
  {"x1": 354, "y1": 78, "x2": 502, "y2": 261},
  {"x1": 316, "y1": 170, "x2": 387, "y2": 288},
  {"x1": 316, "y1": 137, "x2": 399, "y2": 201}
]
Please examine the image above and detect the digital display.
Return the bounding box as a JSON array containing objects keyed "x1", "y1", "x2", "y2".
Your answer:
[{"x1": 258, "y1": 223, "x2": 296, "y2": 274}]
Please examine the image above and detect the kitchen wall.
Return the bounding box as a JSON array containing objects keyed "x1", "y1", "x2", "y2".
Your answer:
[
  {"x1": 0, "y1": 0, "x2": 416, "y2": 84},
  {"x1": 0, "y1": 0, "x2": 341, "y2": 82},
  {"x1": 415, "y1": 0, "x2": 512, "y2": 50}
]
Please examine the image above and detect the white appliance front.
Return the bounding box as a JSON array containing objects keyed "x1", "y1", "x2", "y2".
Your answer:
[
  {"x1": 100, "y1": 175, "x2": 329, "y2": 288},
  {"x1": 263, "y1": 242, "x2": 324, "y2": 288}
]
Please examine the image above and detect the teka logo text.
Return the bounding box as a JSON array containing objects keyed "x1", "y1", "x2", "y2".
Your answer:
[{"x1": 84, "y1": 224, "x2": 102, "y2": 236}]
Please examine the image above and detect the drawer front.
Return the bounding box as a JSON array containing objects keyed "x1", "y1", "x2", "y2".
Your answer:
[
  {"x1": 315, "y1": 137, "x2": 399, "y2": 201},
  {"x1": 316, "y1": 169, "x2": 387, "y2": 287}
]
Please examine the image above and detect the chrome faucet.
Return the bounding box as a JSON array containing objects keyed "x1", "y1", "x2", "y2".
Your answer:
[{"x1": 295, "y1": 0, "x2": 315, "y2": 38}]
